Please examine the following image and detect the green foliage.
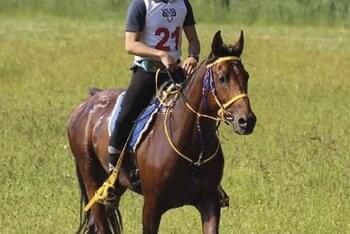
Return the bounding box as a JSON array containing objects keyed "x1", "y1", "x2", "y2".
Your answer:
[
  {"x1": 0, "y1": 15, "x2": 349, "y2": 233},
  {"x1": 0, "y1": 0, "x2": 349, "y2": 27}
]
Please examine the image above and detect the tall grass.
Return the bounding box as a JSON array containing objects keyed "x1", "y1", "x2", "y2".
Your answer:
[{"x1": 0, "y1": 0, "x2": 349, "y2": 27}]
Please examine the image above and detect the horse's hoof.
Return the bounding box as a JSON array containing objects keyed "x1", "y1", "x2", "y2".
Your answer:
[
  {"x1": 217, "y1": 185, "x2": 230, "y2": 208},
  {"x1": 219, "y1": 196, "x2": 230, "y2": 208},
  {"x1": 131, "y1": 180, "x2": 142, "y2": 194}
]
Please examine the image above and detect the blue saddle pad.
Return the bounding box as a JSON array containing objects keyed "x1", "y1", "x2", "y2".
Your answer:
[{"x1": 108, "y1": 91, "x2": 159, "y2": 152}]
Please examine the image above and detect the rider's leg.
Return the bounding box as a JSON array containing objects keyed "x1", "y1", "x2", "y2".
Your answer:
[{"x1": 108, "y1": 67, "x2": 166, "y2": 171}]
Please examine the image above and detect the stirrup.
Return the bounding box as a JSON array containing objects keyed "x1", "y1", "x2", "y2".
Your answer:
[{"x1": 84, "y1": 181, "x2": 116, "y2": 211}]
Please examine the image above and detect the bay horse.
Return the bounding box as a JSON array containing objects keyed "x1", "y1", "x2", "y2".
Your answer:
[{"x1": 67, "y1": 30, "x2": 256, "y2": 234}]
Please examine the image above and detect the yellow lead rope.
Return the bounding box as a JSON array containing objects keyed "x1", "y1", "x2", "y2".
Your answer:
[{"x1": 84, "y1": 131, "x2": 133, "y2": 212}]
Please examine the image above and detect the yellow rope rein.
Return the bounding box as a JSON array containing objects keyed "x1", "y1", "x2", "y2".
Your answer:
[{"x1": 163, "y1": 106, "x2": 220, "y2": 166}]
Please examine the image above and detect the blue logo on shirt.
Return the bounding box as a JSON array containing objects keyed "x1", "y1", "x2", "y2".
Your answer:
[{"x1": 162, "y1": 8, "x2": 176, "y2": 22}]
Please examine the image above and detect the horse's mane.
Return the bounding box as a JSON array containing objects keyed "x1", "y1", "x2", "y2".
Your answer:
[{"x1": 183, "y1": 43, "x2": 237, "y2": 88}]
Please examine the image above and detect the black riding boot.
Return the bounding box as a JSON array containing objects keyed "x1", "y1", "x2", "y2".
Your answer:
[
  {"x1": 107, "y1": 145, "x2": 119, "y2": 173},
  {"x1": 108, "y1": 123, "x2": 142, "y2": 191}
]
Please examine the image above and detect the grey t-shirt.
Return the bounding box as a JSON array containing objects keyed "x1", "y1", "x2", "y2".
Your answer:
[{"x1": 125, "y1": 0, "x2": 196, "y2": 32}]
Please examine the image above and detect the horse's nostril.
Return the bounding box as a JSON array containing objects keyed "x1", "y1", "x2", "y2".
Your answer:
[
  {"x1": 238, "y1": 118, "x2": 245, "y2": 124},
  {"x1": 238, "y1": 118, "x2": 247, "y2": 127}
]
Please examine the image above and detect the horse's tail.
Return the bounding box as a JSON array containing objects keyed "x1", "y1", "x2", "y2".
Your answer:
[
  {"x1": 89, "y1": 87, "x2": 103, "y2": 96},
  {"x1": 108, "y1": 208, "x2": 123, "y2": 234},
  {"x1": 75, "y1": 165, "x2": 89, "y2": 234}
]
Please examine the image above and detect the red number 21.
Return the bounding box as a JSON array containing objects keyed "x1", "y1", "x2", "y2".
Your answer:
[{"x1": 155, "y1": 27, "x2": 180, "y2": 51}]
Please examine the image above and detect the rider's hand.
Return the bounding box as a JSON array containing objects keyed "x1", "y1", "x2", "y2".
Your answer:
[
  {"x1": 182, "y1": 56, "x2": 198, "y2": 77},
  {"x1": 159, "y1": 51, "x2": 177, "y2": 71}
]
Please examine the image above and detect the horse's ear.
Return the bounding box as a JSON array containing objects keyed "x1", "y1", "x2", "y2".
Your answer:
[
  {"x1": 211, "y1": 30, "x2": 224, "y2": 56},
  {"x1": 232, "y1": 30, "x2": 244, "y2": 56}
]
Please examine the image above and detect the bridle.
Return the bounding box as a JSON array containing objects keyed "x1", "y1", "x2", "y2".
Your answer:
[
  {"x1": 157, "y1": 55, "x2": 249, "y2": 166},
  {"x1": 202, "y1": 56, "x2": 248, "y2": 121}
]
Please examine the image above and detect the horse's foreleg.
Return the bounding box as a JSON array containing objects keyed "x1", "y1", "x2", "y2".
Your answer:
[
  {"x1": 142, "y1": 197, "x2": 162, "y2": 234},
  {"x1": 196, "y1": 193, "x2": 221, "y2": 234}
]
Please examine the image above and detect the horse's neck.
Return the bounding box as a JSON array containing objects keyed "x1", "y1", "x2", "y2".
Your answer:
[
  {"x1": 182, "y1": 65, "x2": 207, "y2": 116},
  {"x1": 168, "y1": 64, "x2": 218, "y2": 156},
  {"x1": 181, "y1": 64, "x2": 216, "y2": 121}
]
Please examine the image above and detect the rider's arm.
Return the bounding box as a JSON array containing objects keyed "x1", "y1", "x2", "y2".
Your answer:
[
  {"x1": 124, "y1": 32, "x2": 165, "y2": 59},
  {"x1": 183, "y1": 25, "x2": 200, "y2": 61},
  {"x1": 183, "y1": 0, "x2": 200, "y2": 60},
  {"x1": 182, "y1": 26, "x2": 200, "y2": 76},
  {"x1": 182, "y1": 0, "x2": 200, "y2": 76},
  {"x1": 125, "y1": 32, "x2": 176, "y2": 70},
  {"x1": 125, "y1": 32, "x2": 162, "y2": 59}
]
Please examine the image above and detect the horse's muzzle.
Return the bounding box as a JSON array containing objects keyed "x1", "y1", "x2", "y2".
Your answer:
[{"x1": 231, "y1": 112, "x2": 257, "y2": 135}]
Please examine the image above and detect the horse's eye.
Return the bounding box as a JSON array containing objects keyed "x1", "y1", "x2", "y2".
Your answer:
[{"x1": 219, "y1": 75, "x2": 229, "y2": 84}]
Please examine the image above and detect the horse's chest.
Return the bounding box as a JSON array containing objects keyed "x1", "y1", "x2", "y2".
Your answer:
[
  {"x1": 187, "y1": 166, "x2": 212, "y2": 190},
  {"x1": 168, "y1": 166, "x2": 218, "y2": 203}
]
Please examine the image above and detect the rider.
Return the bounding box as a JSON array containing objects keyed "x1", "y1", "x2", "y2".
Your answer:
[
  {"x1": 108, "y1": 0, "x2": 200, "y2": 170},
  {"x1": 107, "y1": 0, "x2": 229, "y2": 207}
]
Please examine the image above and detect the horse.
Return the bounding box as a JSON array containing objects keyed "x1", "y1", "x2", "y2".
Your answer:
[{"x1": 67, "y1": 30, "x2": 256, "y2": 234}]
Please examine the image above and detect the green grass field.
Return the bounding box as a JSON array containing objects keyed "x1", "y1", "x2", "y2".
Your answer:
[{"x1": 0, "y1": 12, "x2": 349, "y2": 233}]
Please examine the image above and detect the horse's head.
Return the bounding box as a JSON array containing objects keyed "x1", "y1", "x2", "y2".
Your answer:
[{"x1": 205, "y1": 30, "x2": 256, "y2": 135}]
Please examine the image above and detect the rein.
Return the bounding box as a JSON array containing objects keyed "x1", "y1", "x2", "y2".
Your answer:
[
  {"x1": 156, "y1": 56, "x2": 248, "y2": 167},
  {"x1": 163, "y1": 106, "x2": 220, "y2": 166}
]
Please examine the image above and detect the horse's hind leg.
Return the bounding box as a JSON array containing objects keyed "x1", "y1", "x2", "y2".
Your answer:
[{"x1": 74, "y1": 150, "x2": 112, "y2": 234}]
